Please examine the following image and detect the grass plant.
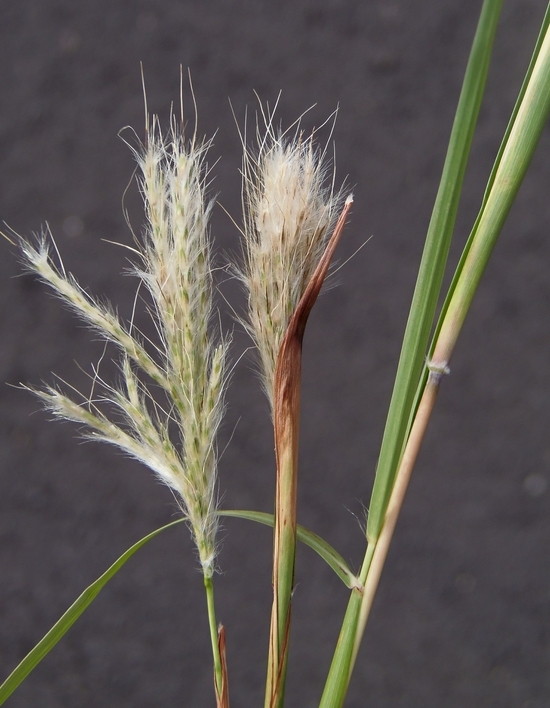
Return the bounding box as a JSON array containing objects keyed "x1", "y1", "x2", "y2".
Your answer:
[{"x1": 2, "y1": 1, "x2": 550, "y2": 706}]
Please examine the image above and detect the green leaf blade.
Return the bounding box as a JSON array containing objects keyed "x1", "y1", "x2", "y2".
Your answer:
[
  {"x1": 219, "y1": 510, "x2": 359, "y2": 589},
  {"x1": 0, "y1": 519, "x2": 185, "y2": 705},
  {"x1": 432, "y1": 15, "x2": 550, "y2": 365},
  {"x1": 366, "y1": 0, "x2": 504, "y2": 543}
]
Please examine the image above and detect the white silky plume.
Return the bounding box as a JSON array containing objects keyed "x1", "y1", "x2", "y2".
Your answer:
[
  {"x1": 240, "y1": 115, "x2": 343, "y2": 407},
  {"x1": 19, "y1": 115, "x2": 227, "y2": 578}
]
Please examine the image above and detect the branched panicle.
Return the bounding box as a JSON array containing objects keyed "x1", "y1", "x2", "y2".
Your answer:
[
  {"x1": 240, "y1": 113, "x2": 343, "y2": 406},
  {"x1": 18, "y1": 114, "x2": 227, "y2": 577}
]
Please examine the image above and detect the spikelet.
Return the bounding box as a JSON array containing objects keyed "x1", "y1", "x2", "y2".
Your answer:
[
  {"x1": 240, "y1": 110, "x2": 342, "y2": 406},
  {"x1": 18, "y1": 113, "x2": 227, "y2": 577}
]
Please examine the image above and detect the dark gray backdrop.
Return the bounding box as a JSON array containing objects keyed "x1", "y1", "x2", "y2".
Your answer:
[{"x1": 1, "y1": 1, "x2": 550, "y2": 706}]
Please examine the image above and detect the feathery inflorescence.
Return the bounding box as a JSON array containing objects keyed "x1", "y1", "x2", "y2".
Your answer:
[
  {"x1": 240, "y1": 113, "x2": 343, "y2": 406},
  {"x1": 19, "y1": 115, "x2": 227, "y2": 577}
]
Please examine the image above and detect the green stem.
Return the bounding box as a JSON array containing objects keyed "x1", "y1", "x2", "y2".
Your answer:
[
  {"x1": 319, "y1": 1, "x2": 504, "y2": 706},
  {"x1": 432, "y1": 16, "x2": 550, "y2": 366},
  {"x1": 317, "y1": 544, "x2": 375, "y2": 708},
  {"x1": 204, "y1": 575, "x2": 223, "y2": 699},
  {"x1": 351, "y1": 371, "x2": 441, "y2": 668},
  {"x1": 349, "y1": 30, "x2": 550, "y2": 676},
  {"x1": 365, "y1": 0, "x2": 504, "y2": 545},
  {"x1": 319, "y1": 9, "x2": 550, "y2": 708},
  {"x1": 265, "y1": 444, "x2": 298, "y2": 708},
  {"x1": 427, "y1": 1, "x2": 550, "y2": 369}
]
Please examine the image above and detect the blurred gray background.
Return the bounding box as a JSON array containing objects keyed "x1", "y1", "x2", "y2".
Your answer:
[{"x1": 1, "y1": 1, "x2": 550, "y2": 706}]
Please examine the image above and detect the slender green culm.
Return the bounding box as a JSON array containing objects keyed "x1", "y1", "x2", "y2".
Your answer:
[
  {"x1": 432, "y1": 17, "x2": 550, "y2": 368},
  {"x1": 316, "y1": 544, "x2": 376, "y2": 708},
  {"x1": 319, "y1": 2, "x2": 504, "y2": 706},
  {"x1": 366, "y1": 0, "x2": 504, "y2": 546},
  {"x1": 204, "y1": 576, "x2": 223, "y2": 698},
  {"x1": 345, "y1": 28, "x2": 550, "y2": 692},
  {"x1": 429, "y1": 1, "x2": 550, "y2": 366}
]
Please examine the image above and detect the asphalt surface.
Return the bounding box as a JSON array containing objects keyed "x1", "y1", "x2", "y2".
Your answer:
[{"x1": 1, "y1": 1, "x2": 550, "y2": 707}]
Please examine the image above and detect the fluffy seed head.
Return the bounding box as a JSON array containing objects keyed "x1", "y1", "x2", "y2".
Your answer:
[
  {"x1": 240, "y1": 112, "x2": 342, "y2": 406},
  {"x1": 18, "y1": 112, "x2": 227, "y2": 577}
]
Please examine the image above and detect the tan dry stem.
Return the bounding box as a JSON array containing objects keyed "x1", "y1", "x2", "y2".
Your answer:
[{"x1": 350, "y1": 369, "x2": 442, "y2": 673}]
